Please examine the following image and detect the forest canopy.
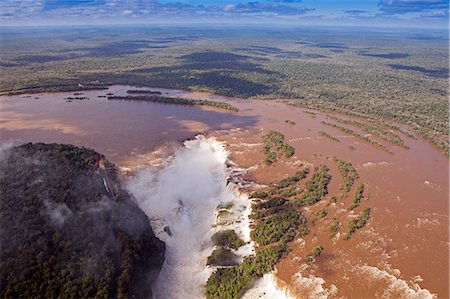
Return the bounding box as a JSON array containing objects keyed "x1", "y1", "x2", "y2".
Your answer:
[{"x1": 0, "y1": 143, "x2": 165, "y2": 299}]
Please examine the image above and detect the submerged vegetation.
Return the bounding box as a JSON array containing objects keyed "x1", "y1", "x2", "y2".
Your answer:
[
  {"x1": 126, "y1": 89, "x2": 162, "y2": 95},
  {"x1": 329, "y1": 218, "x2": 340, "y2": 238},
  {"x1": 285, "y1": 120, "x2": 296, "y2": 125},
  {"x1": 261, "y1": 130, "x2": 295, "y2": 165},
  {"x1": 328, "y1": 116, "x2": 409, "y2": 149},
  {"x1": 206, "y1": 245, "x2": 287, "y2": 299},
  {"x1": 319, "y1": 131, "x2": 340, "y2": 142},
  {"x1": 212, "y1": 230, "x2": 245, "y2": 250},
  {"x1": 207, "y1": 248, "x2": 239, "y2": 267},
  {"x1": 334, "y1": 158, "x2": 359, "y2": 192},
  {"x1": 293, "y1": 166, "x2": 332, "y2": 206},
  {"x1": 322, "y1": 121, "x2": 391, "y2": 153},
  {"x1": 207, "y1": 176, "x2": 308, "y2": 298},
  {"x1": 349, "y1": 184, "x2": 365, "y2": 210},
  {"x1": 343, "y1": 208, "x2": 371, "y2": 240},
  {"x1": 108, "y1": 95, "x2": 239, "y2": 111},
  {"x1": 304, "y1": 245, "x2": 324, "y2": 263}
]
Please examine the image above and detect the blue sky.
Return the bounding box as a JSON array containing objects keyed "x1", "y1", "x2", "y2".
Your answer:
[{"x1": 0, "y1": 0, "x2": 448, "y2": 28}]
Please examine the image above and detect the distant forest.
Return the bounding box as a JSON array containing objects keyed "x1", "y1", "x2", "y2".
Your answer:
[
  {"x1": 0, "y1": 143, "x2": 165, "y2": 299},
  {"x1": 0, "y1": 26, "x2": 448, "y2": 154}
]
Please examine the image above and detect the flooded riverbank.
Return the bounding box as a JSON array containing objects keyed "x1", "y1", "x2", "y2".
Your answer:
[{"x1": 1, "y1": 85, "x2": 448, "y2": 298}]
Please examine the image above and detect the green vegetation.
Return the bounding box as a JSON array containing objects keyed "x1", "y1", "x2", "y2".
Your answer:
[
  {"x1": 206, "y1": 245, "x2": 287, "y2": 299},
  {"x1": 262, "y1": 130, "x2": 295, "y2": 165},
  {"x1": 251, "y1": 204, "x2": 305, "y2": 245},
  {"x1": 319, "y1": 131, "x2": 340, "y2": 142},
  {"x1": 126, "y1": 89, "x2": 162, "y2": 95},
  {"x1": 212, "y1": 230, "x2": 245, "y2": 250},
  {"x1": 108, "y1": 95, "x2": 239, "y2": 112},
  {"x1": 328, "y1": 218, "x2": 340, "y2": 238},
  {"x1": 315, "y1": 209, "x2": 328, "y2": 218},
  {"x1": 304, "y1": 245, "x2": 324, "y2": 263},
  {"x1": 322, "y1": 121, "x2": 391, "y2": 153},
  {"x1": 343, "y1": 208, "x2": 371, "y2": 240},
  {"x1": 349, "y1": 184, "x2": 365, "y2": 210},
  {"x1": 1, "y1": 26, "x2": 447, "y2": 155},
  {"x1": 250, "y1": 169, "x2": 309, "y2": 208},
  {"x1": 328, "y1": 116, "x2": 409, "y2": 149},
  {"x1": 217, "y1": 210, "x2": 231, "y2": 217},
  {"x1": 333, "y1": 158, "x2": 359, "y2": 192},
  {"x1": 293, "y1": 166, "x2": 331, "y2": 206},
  {"x1": 249, "y1": 191, "x2": 268, "y2": 199},
  {"x1": 0, "y1": 143, "x2": 165, "y2": 299},
  {"x1": 207, "y1": 248, "x2": 239, "y2": 267},
  {"x1": 274, "y1": 168, "x2": 310, "y2": 190},
  {"x1": 207, "y1": 180, "x2": 308, "y2": 298}
]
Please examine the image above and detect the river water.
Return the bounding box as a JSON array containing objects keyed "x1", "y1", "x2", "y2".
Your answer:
[{"x1": 1, "y1": 85, "x2": 448, "y2": 298}]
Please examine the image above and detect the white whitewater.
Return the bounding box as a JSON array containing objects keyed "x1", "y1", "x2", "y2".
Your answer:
[{"x1": 127, "y1": 135, "x2": 289, "y2": 298}]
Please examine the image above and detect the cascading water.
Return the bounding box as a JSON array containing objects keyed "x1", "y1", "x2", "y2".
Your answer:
[{"x1": 126, "y1": 135, "x2": 291, "y2": 299}]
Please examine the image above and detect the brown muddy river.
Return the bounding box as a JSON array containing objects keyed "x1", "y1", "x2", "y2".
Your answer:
[{"x1": 1, "y1": 85, "x2": 448, "y2": 298}]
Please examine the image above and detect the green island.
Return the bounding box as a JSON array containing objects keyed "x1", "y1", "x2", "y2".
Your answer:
[
  {"x1": 343, "y1": 208, "x2": 371, "y2": 240},
  {"x1": 322, "y1": 121, "x2": 391, "y2": 153},
  {"x1": 262, "y1": 130, "x2": 295, "y2": 165},
  {"x1": 304, "y1": 245, "x2": 324, "y2": 263},
  {"x1": 333, "y1": 157, "x2": 359, "y2": 192},
  {"x1": 328, "y1": 218, "x2": 340, "y2": 238},
  {"x1": 0, "y1": 143, "x2": 165, "y2": 299},
  {"x1": 349, "y1": 184, "x2": 365, "y2": 210},
  {"x1": 126, "y1": 89, "x2": 162, "y2": 95},
  {"x1": 249, "y1": 169, "x2": 310, "y2": 202},
  {"x1": 206, "y1": 181, "x2": 308, "y2": 298},
  {"x1": 108, "y1": 95, "x2": 239, "y2": 112},
  {"x1": 293, "y1": 166, "x2": 332, "y2": 206}
]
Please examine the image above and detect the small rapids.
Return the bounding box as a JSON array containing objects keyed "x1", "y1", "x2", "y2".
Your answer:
[{"x1": 126, "y1": 136, "x2": 288, "y2": 298}]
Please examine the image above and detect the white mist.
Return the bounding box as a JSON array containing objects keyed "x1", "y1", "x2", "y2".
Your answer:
[
  {"x1": 126, "y1": 136, "x2": 240, "y2": 298},
  {"x1": 126, "y1": 135, "x2": 289, "y2": 299}
]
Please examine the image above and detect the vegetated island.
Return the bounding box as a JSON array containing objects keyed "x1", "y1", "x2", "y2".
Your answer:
[
  {"x1": 205, "y1": 154, "x2": 373, "y2": 298},
  {"x1": 206, "y1": 168, "x2": 315, "y2": 298},
  {"x1": 2, "y1": 84, "x2": 108, "y2": 95},
  {"x1": 0, "y1": 143, "x2": 165, "y2": 299},
  {"x1": 262, "y1": 130, "x2": 295, "y2": 165},
  {"x1": 126, "y1": 89, "x2": 163, "y2": 95},
  {"x1": 107, "y1": 95, "x2": 239, "y2": 112}
]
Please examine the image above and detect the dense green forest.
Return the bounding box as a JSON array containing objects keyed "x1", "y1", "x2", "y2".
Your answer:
[
  {"x1": 0, "y1": 26, "x2": 447, "y2": 154},
  {"x1": 206, "y1": 196, "x2": 305, "y2": 299},
  {"x1": 0, "y1": 143, "x2": 165, "y2": 299}
]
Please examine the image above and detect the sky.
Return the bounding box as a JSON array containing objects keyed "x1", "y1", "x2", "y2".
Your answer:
[{"x1": 0, "y1": 0, "x2": 448, "y2": 28}]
